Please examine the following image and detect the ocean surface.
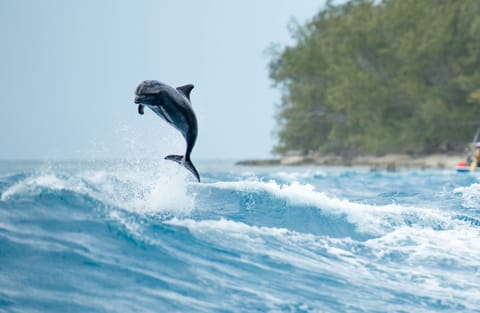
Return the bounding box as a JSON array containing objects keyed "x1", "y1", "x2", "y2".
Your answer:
[{"x1": 1, "y1": 159, "x2": 479, "y2": 313}]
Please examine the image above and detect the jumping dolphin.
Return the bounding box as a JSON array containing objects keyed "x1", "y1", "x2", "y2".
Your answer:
[{"x1": 134, "y1": 80, "x2": 200, "y2": 182}]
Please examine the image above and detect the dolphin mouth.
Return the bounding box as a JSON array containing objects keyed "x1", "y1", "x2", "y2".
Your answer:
[
  {"x1": 134, "y1": 95, "x2": 143, "y2": 104},
  {"x1": 134, "y1": 94, "x2": 155, "y2": 104}
]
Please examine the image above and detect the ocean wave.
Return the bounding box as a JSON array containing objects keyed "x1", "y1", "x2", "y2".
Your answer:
[
  {"x1": 166, "y1": 216, "x2": 480, "y2": 266},
  {"x1": 165, "y1": 217, "x2": 353, "y2": 273},
  {"x1": 166, "y1": 216, "x2": 480, "y2": 312},
  {"x1": 0, "y1": 162, "x2": 196, "y2": 215},
  {"x1": 0, "y1": 174, "x2": 92, "y2": 201},
  {"x1": 201, "y1": 179, "x2": 454, "y2": 236},
  {"x1": 2, "y1": 161, "x2": 480, "y2": 312}
]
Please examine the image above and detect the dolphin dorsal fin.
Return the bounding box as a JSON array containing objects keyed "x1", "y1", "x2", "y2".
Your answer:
[{"x1": 176, "y1": 84, "x2": 194, "y2": 101}]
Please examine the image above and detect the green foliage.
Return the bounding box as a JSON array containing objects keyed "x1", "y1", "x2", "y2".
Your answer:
[{"x1": 269, "y1": 0, "x2": 480, "y2": 156}]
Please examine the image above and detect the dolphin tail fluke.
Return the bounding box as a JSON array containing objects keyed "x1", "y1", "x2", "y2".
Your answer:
[
  {"x1": 184, "y1": 158, "x2": 201, "y2": 182},
  {"x1": 165, "y1": 155, "x2": 201, "y2": 182}
]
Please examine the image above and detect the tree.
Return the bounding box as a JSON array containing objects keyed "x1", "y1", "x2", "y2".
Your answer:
[{"x1": 269, "y1": 0, "x2": 480, "y2": 156}]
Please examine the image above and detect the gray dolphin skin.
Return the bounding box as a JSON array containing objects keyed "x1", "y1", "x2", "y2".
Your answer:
[{"x1": 134, "y1": 80, "x2": 200, "y2": 182}]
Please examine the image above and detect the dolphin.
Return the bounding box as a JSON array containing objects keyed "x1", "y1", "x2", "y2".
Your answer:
[{"x1": 134, "y1": 80, "x2": 200, "y2": 182}]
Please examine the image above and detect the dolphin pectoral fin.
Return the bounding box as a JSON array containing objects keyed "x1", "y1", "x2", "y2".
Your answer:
[
  {"x1": 165, "y1": 155, "x2": 201, "y2": 182},
  {"x1": 165, "y1": 154, "x2": 183, "y2": 164},
  {"x1": 158, "y1": 106, "x2": 174, "y2": 123},
  {"x1": 138, "y1": 104, "x2": 145, "y2": 115}
]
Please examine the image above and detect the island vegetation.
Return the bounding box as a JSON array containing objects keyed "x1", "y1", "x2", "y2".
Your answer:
[{"x1": 269, "y1": 0, "x2": 480, "y2": 158}]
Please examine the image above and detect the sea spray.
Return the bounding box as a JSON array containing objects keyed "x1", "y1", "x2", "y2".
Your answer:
[{"x1": 1, "y1": 161, "x2": 480, "y2": 312}]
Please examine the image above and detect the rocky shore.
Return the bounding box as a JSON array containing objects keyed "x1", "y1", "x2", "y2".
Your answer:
[{"x1": 236, "y1": 153, "x2": 465, "y2": 170}]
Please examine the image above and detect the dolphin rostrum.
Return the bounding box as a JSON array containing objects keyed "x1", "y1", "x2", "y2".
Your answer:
[{"x1": 134, "y1": 80, "x2": 200, "y2": 182}]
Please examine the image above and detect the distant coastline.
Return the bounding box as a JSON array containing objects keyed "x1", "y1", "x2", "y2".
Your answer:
[{"x1": 236, "y1": 153, "x2": 465, "y2": 170}]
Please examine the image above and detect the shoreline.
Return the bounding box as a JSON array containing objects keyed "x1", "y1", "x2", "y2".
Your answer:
[{"x1": 236, "y1": 153, "x2": 466, "y2": 170}]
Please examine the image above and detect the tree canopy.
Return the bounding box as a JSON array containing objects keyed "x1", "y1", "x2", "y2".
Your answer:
[{"x1": 269, "y1": 0, "x2": 480, "y2": 156}]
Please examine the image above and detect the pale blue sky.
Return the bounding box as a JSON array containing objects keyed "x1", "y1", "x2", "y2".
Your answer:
[{"x1": 0, "y1": 0, "x2": 324, "y2": 160}]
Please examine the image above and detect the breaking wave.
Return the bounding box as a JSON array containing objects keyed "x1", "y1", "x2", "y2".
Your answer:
[{"x1": 1, "y1": 161, "x2": 480, "y2": 312}]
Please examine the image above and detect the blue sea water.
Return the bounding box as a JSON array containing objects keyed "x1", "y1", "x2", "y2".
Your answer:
[{"x1": 1, "y1": 159, "x2": 479, "y2": 313}]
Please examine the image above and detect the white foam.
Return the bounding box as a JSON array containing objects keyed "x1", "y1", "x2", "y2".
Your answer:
[
  {"x1": 365, "y1": 225, "x2": 480, "y2": 266},
  {"x1": 167, "y1": 217, "x2": 290, "y2": 241},
  {"x1": 91, "y1": 162, "x2": 195, "y2": 215},
  {"x1": 1, "y1": 174, "x2": 90, "y2": 201},
  {"x1": 203, "y1": 179, "x2": 452, "y2": 235},
  {"x1": 454, "y1": 183, "x2": 480, "y2": 208},
  {"x1": 1, "y1": 160, "x2": 196, "y2": 215},
  {"x1": 274, "y1": 169, "x2": 327, "y2": 181}
]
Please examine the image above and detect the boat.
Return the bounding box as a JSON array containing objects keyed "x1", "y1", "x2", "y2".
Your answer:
[
  {"x1": 456, "y1": 128, "x2": 480, "y2": 172},
  {"x1": 456, "y1": 161, "x2": 471, "y2": 172}
]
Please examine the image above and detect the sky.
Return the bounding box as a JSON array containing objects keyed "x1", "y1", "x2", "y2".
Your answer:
[{"x1": 0, "y1": 0, "x2": 325, "y2": 160}]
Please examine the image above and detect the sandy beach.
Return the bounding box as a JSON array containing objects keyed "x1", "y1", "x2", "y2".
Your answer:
[{"x1": 236, "y1": 153, "x2": 466, "y2": 170}]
